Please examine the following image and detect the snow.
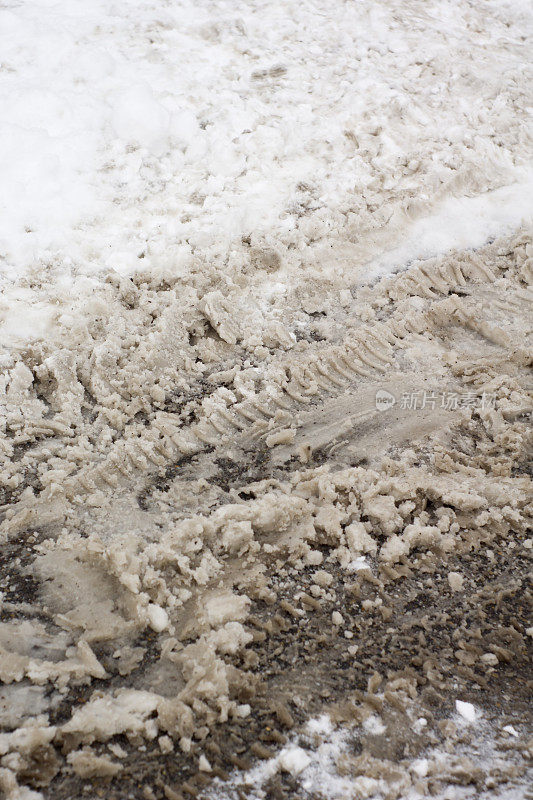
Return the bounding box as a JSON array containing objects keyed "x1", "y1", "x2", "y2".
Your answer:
[
  {"x1": 362, "y1": 714, "x2": 387, "y2": 735},
  {"x1": 61, "y1": 690, "x2": 160, "y2": 741},
  {"x1": 411, "y1": 758, "x2": 429, "y2": 778},
  {"x1": 447, "y1": 571, "x2": 465, "y2": 592},
  {"x1": 305, "y1": 715, "x2": 333, "y2": 736},
  {"x1": 199, "y1": 754, "x2": 212, "y2": 772},
  {"x1": 208, "y1": 722, "x2": 356, "y2": 798},
  {"x1": 206, "y1": 716, "x2": 383, "y2": 799},
  {"x1": 455, "y1": 700, "x2": 477, "y2": 723},
  {"x1": 1, "y1": 1, "x2": 532, "y2": 796},
  {"x1": 1, "y1": 0, "x2": 532, "y2": 349},
  {"x1": 331, "y1": 611, "x2": 344, "y2": 626},
  {"x1": 207, "y1": 706, "x2": 529, "y2": 799},
  {"x1": 412, "y1": 717, "x2": 428, "y2": 734},
  {"x1": 502, "y1": 725, "x2": 519, "y2": 737},
  {"x1": 203, "y1": 591, "x2": 250, "y2": 627},
  {"x1": 367, "y1": 175, "x2": 533, "y2": 283},
  {"x1": 146, "y1": 603, "x2": 169, "y2": 633},
  {"x1": 278, "y1": 746, "x2": 311, "y2": 776}
]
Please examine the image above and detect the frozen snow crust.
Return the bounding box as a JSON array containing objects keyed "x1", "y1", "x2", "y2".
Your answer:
[{"x1": 0, "y1": 0, "x2": 532, "y2": 797}]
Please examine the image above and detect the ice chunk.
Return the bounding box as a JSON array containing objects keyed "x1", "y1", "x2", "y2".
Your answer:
[
  {"x1": 146, "y1": 604, "x2": 169, "y2": 633},
  {"x1": 455, "y1": 700, "x2": 476, "y2": 722},
  {"x1": 278, "y1": 746, "x2": 311, "y2": 776}
]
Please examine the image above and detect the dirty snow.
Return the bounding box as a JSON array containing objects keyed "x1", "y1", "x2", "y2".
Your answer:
[
  {"x1": 207, "y1": 708, "x2": 530, "y2": 800},
  {"x1": 1, "y1": 0, "x2": 532, "y2": 798}
]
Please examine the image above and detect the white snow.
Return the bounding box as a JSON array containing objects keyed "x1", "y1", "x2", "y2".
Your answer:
[
  {"x1": 1, "y1": 0, "x2": 532, "y2": 348},
  {"x1": 146, "y1": 604, "x2": 169, "y2": 633},
  {"x1": 411, "y1": 758, "x2": 429, "y2": 778},
  {"x1": 346, "y1": 556, "x2": 372, "y2": 572},
  {"x1": 367, "y1": 175, "x2": 533, "y2": 281},
  {"x1": 412, "y1": 717, "x2": 428, "y2": 734},
  {"x1": 278, "y1": 746, "x2": 311, "y2": 776},
  {"x1": 331, "y1": 611, "x2": 344, "y2": 627},
  {"x1": 305, "y1": 715, "x2": 333, "y2": 737},
  {"x1": 362, "y1": 714, "x2": 387, "y2": 735},
  {"x1": 455, "y1": 700, "x2": 477, "y2": 723}
]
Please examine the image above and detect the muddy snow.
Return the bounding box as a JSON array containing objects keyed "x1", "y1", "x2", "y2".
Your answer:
[{"x1": 0, "y1": 1, "x2": 532, "y2": 798}]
